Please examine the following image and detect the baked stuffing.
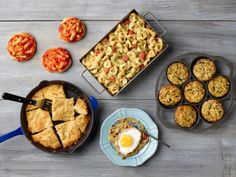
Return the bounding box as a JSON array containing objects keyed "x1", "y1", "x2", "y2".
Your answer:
[
  {"x1": 184, "y1": 80, "x2": 205, "y2": 103},
  {"x1": 158, "y1": 84, "x2": 182, "y2": 106},
  {"x1": 26, "y1": 108, "x2": 53, "y2": 133},
  {"x1": 193, "y1": 58, "x2": 216, "y2": 81},
  {"x1": 208, "y1": 75, "x2": 230, "y2": 98},
  {"x1": 175, "y1": 105, "x2": 197, "y2": 128},
  {"x1": 32, "y1": 127, "x2": 61, "y2": 149},
  {"x1": 167, "y1": 62, "x2": 189, "y2": 85},
  {"x1": 201, "y1": 99, "x2": 224, "y2": 123}
]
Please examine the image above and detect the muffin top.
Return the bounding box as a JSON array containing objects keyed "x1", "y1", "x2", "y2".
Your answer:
[
  {"x1": 166, "y1": 62, "x2": 189, "y2": 85},
  {"x1": 175, "y1": 105, "x2": 197, "y2": 128},
  {"x1": 201, "y1": 99, "x2": 224, "y2": 123},
  {"x1": 184, "y1": 80, "x2": 206, "y2": 103},
  {"x1": 158, "y1": 84, "x2": 182, "y2": 106},
  {"x1": 193, "y1": 58, "x2": 216, "y2": 81},
  {"x1": 208, "y1": 75, "x2": 230, "y2": 98}
]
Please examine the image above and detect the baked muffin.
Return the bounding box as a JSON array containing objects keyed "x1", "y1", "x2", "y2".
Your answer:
[
  {"x1": 184, "y1": 80, "x2": 206, "y2": 103},
  {"x1": 201, "y1": 99, "x2": 224, "y2": 123},
  {"x1": 158, "y1": 84, "x2": 182, "y2": 107},
  {"x1": 193, "y1": 58, "x2": 216, "y2": 81},
  {"x1": 208, "y1": 75, "x2": 230, "y2": 98},
  {"x1": 175, "y1": 105, "x2": 198, "y2": 128},
  {"x1": 166, "y1": 62, "x2": 189, "y2": 85}
]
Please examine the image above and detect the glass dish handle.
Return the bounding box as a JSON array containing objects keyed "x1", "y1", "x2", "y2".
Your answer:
[{"x1": 81, "y1": 70, "x2": 106, "y2": 94}]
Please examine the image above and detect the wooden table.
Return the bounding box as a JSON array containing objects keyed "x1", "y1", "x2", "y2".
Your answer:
[{"x1": 0, "y1": 1, "x2": 236, "y2": 177}]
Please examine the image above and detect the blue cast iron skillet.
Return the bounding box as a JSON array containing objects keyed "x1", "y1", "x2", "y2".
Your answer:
[{"x1": 0, "y1": 80, "x2": 98, "y2": 153}]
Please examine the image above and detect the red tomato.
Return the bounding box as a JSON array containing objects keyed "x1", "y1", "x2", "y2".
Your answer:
[
  {"x1": 139, "y1": 51, "x2": 146, "y2": 61},
  {"x1": 122, "y1": 54, "x2": 128, "y2": 62}
]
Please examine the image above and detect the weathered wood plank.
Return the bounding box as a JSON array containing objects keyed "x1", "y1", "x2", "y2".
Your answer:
[
  {"x1": 0, "y1": 0, "x2": 236, "y2": 21},
  {"x1": 0, "y1": 99, "x2": 235, "y2": 177},
  {"x1": 0, "y1": 21, "x2": 235, "y2": 99}
]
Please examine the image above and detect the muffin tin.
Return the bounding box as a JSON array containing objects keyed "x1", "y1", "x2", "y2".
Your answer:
[{"x1": 155, "y1": 52, "x2": 235, "y2": 131}]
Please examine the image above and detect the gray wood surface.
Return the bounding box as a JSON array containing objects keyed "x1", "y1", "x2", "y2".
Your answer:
[{"x1": 0, "y1": 1, "x2": 236, "y2": 177}]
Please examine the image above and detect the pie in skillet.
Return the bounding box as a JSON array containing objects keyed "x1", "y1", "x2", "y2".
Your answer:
[
  {"x1": 7, "y1": 32, "x2": 37, "y2": 62},
  {"x1": 26, "y1": 90, "x2": 44, "y2": 111},
  {"x1": 75, "y1": 115, "x2": 90, "y2": 133},
  {"x1": 32, "y1": 127, "x2": 61, "y2": 149},
  {"x1": 74, "y1": 98, "x2": 88, "y2": 115},
  {"x1": 52, "y1": 98, "x2": 75, "y2": 121},
  {"x1": 55, "y1": 120, "x2": 82, "y2": 148},
  {"x1": 58, "y1": 17, "x2": 86, "y2": 43},
  {"x1": 26, "y1": 108, "x2": 53, "y2": 134},
  {"x1": 41, "y1": 47, "x2": 72, "y2": 73},
  {"x1": 41, "y1": 84, "x2": 66, "y2": 100}
]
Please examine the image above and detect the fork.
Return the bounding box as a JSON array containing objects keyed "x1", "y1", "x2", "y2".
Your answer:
[
  {"x1": 2, "y1": 92, "x2": 52, "y2": 112},
  {"x1": 128, "y1": 122, "x2": 171, "y2": 148}
]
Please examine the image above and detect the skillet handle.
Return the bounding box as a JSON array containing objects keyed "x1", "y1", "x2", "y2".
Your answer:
[
  {"x1": 89, "y1": 96, "x2": 98, "y2": 111},
  {"x1": 0, "y1": 127, "x2": 23, "y2": 143},
  {"x1": 2, "y1": 92, "x2": 36, "y2": 105}
]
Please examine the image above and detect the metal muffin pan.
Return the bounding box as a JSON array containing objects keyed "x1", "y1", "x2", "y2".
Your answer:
[
  {"x1": 79, "y1": 9, "x2": 168, "y2": 96},
  {"x1": 155, "y1": 52, "x2": 235, "y2": 131}
]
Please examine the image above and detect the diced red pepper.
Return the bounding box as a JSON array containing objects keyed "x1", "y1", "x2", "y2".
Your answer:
[
  {"x1": 139, "y1": 64, "x2": 145, "y2": 70},
  {"x1": 112, "y1": 45, "x2": 117, "y2": 52},
  {"x1": 95, "y1": 50, "x2": 100, "y2": 56},
  {"x1": 103, "y1": 67, "x2": 110, "y2": 74}
]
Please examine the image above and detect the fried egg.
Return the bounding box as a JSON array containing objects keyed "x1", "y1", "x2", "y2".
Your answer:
[{"x1": 117, "y1": 128, "x2": 141, "y2": 155}]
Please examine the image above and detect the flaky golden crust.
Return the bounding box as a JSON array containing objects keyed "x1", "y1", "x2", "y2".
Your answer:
[
  {"x1": 201, "y1": 99, "x2": 224, "y2": 123},
  {"x1": 41, "y1": 48, "x2": 72, "y2": 73},
  {"x1": 75, "y1": 115, "x2": 90, "y2": 133},
  {"x1": 26, "y1": 90, "x2": 44, "y2": 111},
  {"x1": 208, "y1": 75, "x2": 230, "y2": 98},
  {"x1": 74, "y1": 98, "x2": 88, "y2": 115},
  {"x1": 52, "y1": 98, "x2": 75, "y2": 121},
  {"x1": 26, "y1": 109, "x2": 53, "y2": 133},
  {"x1": 158, "y1": 84, "x2": 182, "y2": 106},
  {"x1": 175, "y1": 105, "x2": 197, "y2": 128},
  {"x1": 55, "y1": 121, "x2": 82, "y2": 148},
  {"x1": 184, "y1": 80, "x2": 206, "y2": 103},
  {"x1": 40, "y1": 84, "x2": 66, "y2": 100},
  {"x1": 58, "y1": 17, "x2": 86, "y2": 43},
  {"x1": 32, "y1": 127, "x2": 61, "y2": 149},
  {"x1": 7, "y1": 32, "x2": 37, "y2": 62}
]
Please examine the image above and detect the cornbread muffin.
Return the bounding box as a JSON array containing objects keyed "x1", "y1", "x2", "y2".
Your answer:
[
  {"x1": 158, "y1": 84, "x2": 182, "y2": 106},
  {"x1": 192, "y1": 58, "x2": 216, "y2": 81},
  {"x1": 166, "y1": 62, "x2": 189, "y2": 85},
  {"x1": 201, "y1": 99, "x2": 224, "y2": 123},
  {"x1": 175, "y1": 105, "x2": 198, "y2": 128},
  {"x1": 7, "y1": 32, "x2": 37, "y2": 62},
  {"x1": 184, "y1": 80, "x2": 206, "y2": 103},
  {"x1": 208, "y1": 75, "x2": 230, "y2": 98}
]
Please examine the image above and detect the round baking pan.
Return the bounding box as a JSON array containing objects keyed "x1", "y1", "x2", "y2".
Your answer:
[
  {"x1": 0, "y1": 80, "x2": 98, "y2": 153},
  {"x1": 155, "y1": 52, "x2": 235, "y2": 132}
]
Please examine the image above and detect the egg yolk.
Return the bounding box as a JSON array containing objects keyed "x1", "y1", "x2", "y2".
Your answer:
[{"x1": 120, "y1": 135, "x2": 133, "y2": 147}]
